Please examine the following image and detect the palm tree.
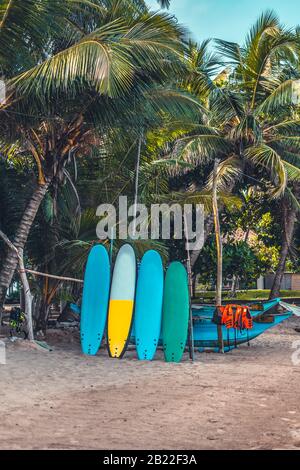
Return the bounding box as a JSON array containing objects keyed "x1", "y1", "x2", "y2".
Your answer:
[
  {"x1": 0, "y1": 0, "x2": 198, "y2": 313},
  {"x1": 171, "y1": 11, "x2": 300, "y2": 287}
]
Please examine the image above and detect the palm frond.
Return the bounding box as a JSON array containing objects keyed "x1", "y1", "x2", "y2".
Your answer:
[
  {"x1": 257, "y1": 79, "x2": 295, "y2": 114},
  {"x1": 206, "y1": 156, "x2": 243, "y2": 192},
  {"x1": 183, "y1": 40, "x2": 220, "y2": 98},
  {"x1": 283, "y1": 161, "x2": 300, "y2": 181},
  {"x1": 143, "y1": 87, "x2": 203, "y2": 122},
  {"x1": 160, "y1": 189, "x2": 242, "y2": 213},
  {"x1": 245, "y1": 144, "x2": 287, "y2": 196},
  {"x1": 285, "y1": 187, "x2": 300, "y2": 213},
  {"x1": 11, "y1": 12, "x2": 187, "y2": 100},
  {"x1": 245, "y1": 9, "x2": 280, "y2": 53},
  {"x1": 172, "y1": 128, "x2": 232, "y2": 165},
  {"x1": 158, "y1": 0, "x2": 170, "y2": 8},
  {"x1": 214, "y1": 39, "x2": 244, "y2": 67},
  {"x1": 0, "y1": 0, "x2": 70, "y2": 71},
  {"x1": 209, "y1": 87, "x2": 245, "y2": 125},
  {"x1": 265, "y1": 119, "x2": 300, "y2": 135}
]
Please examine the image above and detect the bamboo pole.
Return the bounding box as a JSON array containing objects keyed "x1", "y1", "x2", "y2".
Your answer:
[{"x1": 212, "y1": 160, "x2": 224, "y2": 353}]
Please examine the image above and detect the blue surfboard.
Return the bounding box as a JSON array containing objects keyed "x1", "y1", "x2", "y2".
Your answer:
[
  {"x1": 134, "y1": 250, "x2": 164, "y2": 360},
  {"x1": 81, "y1": 245, "x2": 110, "y2": 355}
]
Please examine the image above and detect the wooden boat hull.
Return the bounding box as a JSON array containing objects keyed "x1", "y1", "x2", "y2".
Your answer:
[
  {"x1": 131, "y1": 298, "x2": 292, "y2": 352},
  {"x1": 192, "y1": 298, "x2": 291, "y2": 350},
  {"x1": 194, "y1": 313, "x2": 291, "y2": 350}
]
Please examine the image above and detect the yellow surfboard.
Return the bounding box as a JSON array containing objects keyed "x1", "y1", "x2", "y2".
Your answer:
[{"x1": 107, "y1": 245, "x2": 136, "y2": 358}]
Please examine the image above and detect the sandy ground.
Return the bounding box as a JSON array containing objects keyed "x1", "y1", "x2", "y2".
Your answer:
[{"x1": 0, "y1": 318, "x2": 300, "y2": 450}]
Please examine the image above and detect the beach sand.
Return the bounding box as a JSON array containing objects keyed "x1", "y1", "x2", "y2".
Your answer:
[{"x1": 0, "y1": 318, "x2": 300, "y2": 450}]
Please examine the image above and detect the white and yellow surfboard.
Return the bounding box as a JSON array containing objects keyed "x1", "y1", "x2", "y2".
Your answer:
[{"x1": 107, "y1": 244, "x2": 136, "y2": 358}]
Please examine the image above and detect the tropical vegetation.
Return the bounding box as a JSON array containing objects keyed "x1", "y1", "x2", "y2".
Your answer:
[{"x1": 0, "y1": 1, "x2": 300, "y2": 334}]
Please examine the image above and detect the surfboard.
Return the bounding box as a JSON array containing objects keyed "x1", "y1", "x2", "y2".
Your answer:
[
  {"x1": 80, "y1": 245, "x2": 110, "y2": 356},
  {"x1": 134, "y1": 250, "x2": 164, "y2": 361},
  {"x1": 107, "y1": 244, "x2": 136, "y2": 358},
  {"x1": 162, "y1": 261, "x2": 190, "y2": 363}
]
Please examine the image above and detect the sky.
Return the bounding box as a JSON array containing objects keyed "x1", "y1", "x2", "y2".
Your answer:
[{"x1": 147, "y1": 0, "x2": 300, "y2": 44}]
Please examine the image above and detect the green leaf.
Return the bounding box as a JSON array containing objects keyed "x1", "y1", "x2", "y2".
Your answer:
[
  {"x1": 257, "y1": 79, "x2": 294, "y2": 114},
  {"x1": 245, "y1": 144, "x2": 287, "y2": 196}
]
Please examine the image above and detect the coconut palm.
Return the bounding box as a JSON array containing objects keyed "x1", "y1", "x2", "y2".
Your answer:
[
  {"x1": 171, "y1": 11, "x2": 300, "y2": 290},
  {"x1": 0, "y1": 0, "x2": 199, "y2": 313}
]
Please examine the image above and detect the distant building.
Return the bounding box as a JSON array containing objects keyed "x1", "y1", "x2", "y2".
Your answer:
[{"x1": 259, "y1": 273, "x2": 300, "y2": 291}]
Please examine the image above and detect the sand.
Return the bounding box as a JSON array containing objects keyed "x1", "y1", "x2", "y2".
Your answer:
[{"x1": 0, "y1": 318, "x2": 300, "y2": 450}]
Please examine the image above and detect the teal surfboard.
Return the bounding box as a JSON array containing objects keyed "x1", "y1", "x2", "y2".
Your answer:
[
  {"x1": 162, "y1": 262, "x2": 190, "y2": 363},
  {"x1": 134, "y1": 250, "x2": 164, "y2": 361},
  {"x1": 81, "y1": 245, "x2": 110, "y2": 355}
]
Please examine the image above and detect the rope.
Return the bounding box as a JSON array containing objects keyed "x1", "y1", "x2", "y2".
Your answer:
[{"x1": 21, "y1": 269, "x2": 83, "y2": 284}]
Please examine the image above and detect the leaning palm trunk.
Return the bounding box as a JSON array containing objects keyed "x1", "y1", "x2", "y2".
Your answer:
[
  {"x1": 269, "y1": 199, "x2": 297, "y2": 300},
  {"x1": 231, "y1": 275, "x2": 238, "y2": 297},
  {"x1": 0, "y1": 179, "x2": 51, "y2": 316},
  {"x1": 0, "y1": 232, "x2": 34, "y2": 339},
  {"x1": 18, "y1": 249, "x2": 34, "y2": 340}
]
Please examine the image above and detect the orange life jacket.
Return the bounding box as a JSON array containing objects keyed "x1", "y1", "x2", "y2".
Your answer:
[
  {"x1": 241, "y1": 307, "x2": 253, "y2": 330},
  {"x1": 235, "y1": 306, "x2": 253, "y2": 331},
  {"x1": 221, "y1": 305, "x2": 253, "y2": 331},
  {"x1": 234, "y1": 306, "x2": 244, "y2": 330},
  {"x1": 221, "y1": 305, "x2": 235, "y2": 329}
]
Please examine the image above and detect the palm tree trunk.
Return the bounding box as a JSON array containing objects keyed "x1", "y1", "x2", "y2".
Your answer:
[
  {"x1": 18, "y1": 249, "x2": 34, "y2": 340},
  {"x1": 0, "y1": 180, "x2": 51, "y2": 316},
  {"x1": 231, "y1": 274, "x2": 238, "y2": 297},
  {"x1": 269, "y1": 199, "x2": 296, "y2": 299},
  {"x1": 212, "y1": 162, "x2": 223, "y2": 307},
  {"x1": 190, "y1": 161, "x2": 245, "y2": 274},
  {"x1": 212, "y1": 160, "x2": 224, "y2": 353}
]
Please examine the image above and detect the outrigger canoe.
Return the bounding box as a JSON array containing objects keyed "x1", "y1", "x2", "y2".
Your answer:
[
  {"x1": 192, "y1": 298, "x2": 292, "y2": 352},
  {"x1": 131, "y1": 298, "x2": 295, "y2": 356}
]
